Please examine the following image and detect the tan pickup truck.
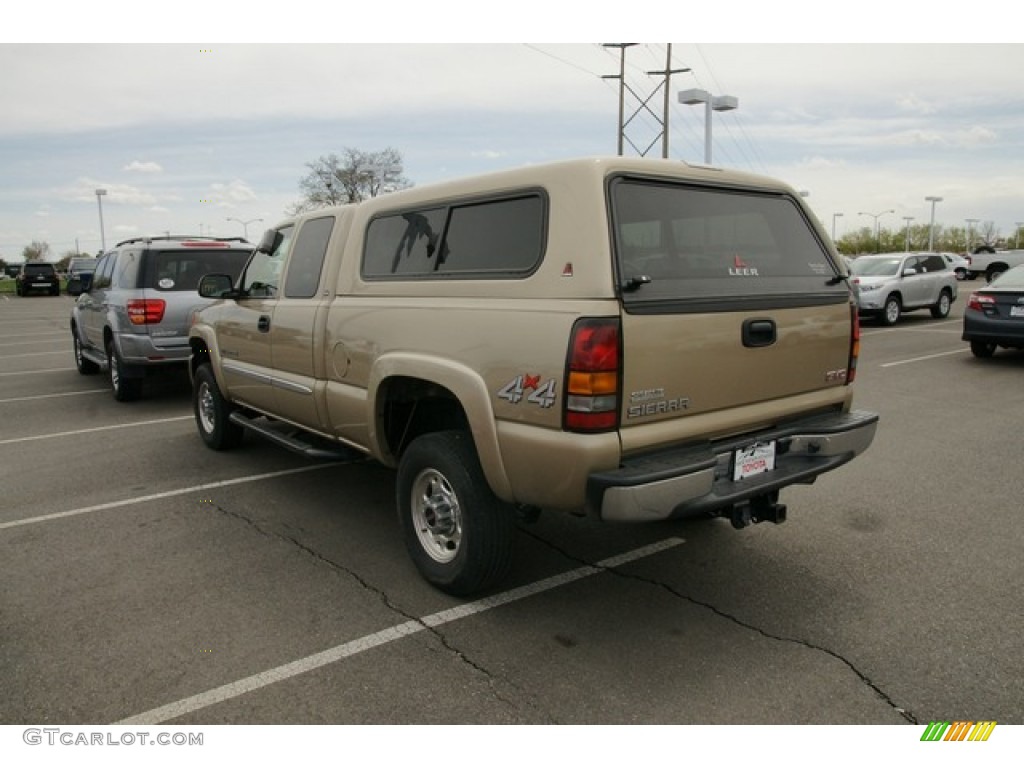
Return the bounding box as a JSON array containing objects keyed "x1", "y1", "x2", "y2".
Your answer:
[{"x1": 188, "y1": 157, "x2": 878, "y2": 594}]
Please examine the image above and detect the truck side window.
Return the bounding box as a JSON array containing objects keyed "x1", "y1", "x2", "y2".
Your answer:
[
  {"x1": 283, "y1": 216, "x2": 335, "y2": 299},
  {"x1": 243, "y1": 226, "x2": 294, "y2": 298}
]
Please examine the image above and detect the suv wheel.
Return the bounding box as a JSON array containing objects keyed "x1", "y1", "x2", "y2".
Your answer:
[
  {"x1": 970, "y1": 340, "x2": 997, "y2": 358},
  {"x1": 72, "y1": 331, "x2": 99, "y2": 374},
  {"x1": 106, "y1": 338, "x2": 143, "y2": 402},
  {"x1": 930, "y1": 290, "x2": 952, "y2": 319},
  {"x1": 881, "y1": 294, "x2": 902, "y2": 326},
  {"x1": 397, "y1": 431, "x2": 514, "y2": 596},
  {"x1": 194, "y1": 363, "x2": 244, "y2": 450}
]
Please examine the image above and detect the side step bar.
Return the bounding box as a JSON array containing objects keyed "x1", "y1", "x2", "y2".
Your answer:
[{"x1": 228, "y1": 412, "x2": 363, "y2": 461}]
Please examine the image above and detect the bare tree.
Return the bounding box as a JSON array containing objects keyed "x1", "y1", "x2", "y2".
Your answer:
[
  {"x1": 289, "y1": 148, "x2": 412, "y2": 214},
  {"x1": 22, "y1": 241, "x2": 51, "y2": 261}
]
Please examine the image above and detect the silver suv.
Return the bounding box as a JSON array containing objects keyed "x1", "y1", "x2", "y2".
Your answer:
[
  {"x1": 71, "y1": 236, "x2": 252, "y2": 400},
  {"x1": 850, "y1": 251, "x2": 958, "y2": 325}
]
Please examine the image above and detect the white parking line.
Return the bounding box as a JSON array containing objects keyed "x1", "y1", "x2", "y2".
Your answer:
[
  {"x1": 0, "y1": 367, "x2": 75, "y2": 377},
  {"x1": 0, "y1": 415, "x2": 193, "y2": 446},
  {"x1": 879, "y1": 348, "x2": 970, "y2": 367},
  {"x1": 115, "y1": 537, "x2": 685, "y2": 725},
  {"x1": 0, "y1": 389, "x2": 108, "y2": 404},
  {"x1": 0, "y1": 333, "x2": 68, "y2": 346},
  {"x1": 2, "y1": 350, "x2": 70, "y2": 358},
  {"x1": 0, "y1": 464, "x2": 334, "y2": 531}
]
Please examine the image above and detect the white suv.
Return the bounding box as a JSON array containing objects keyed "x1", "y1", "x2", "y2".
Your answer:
[{"x1": 850, "y1": 251, "x2": 958, "y2": 325}]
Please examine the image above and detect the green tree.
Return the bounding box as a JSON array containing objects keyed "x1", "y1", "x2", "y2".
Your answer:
[{"x1": 289, "y1": 147, "x2": 411, "y2": 214}]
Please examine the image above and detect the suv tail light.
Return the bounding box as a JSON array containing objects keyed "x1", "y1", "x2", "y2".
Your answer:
[
  {"x1": 564, "y1": 318, "x2": 620, "y2": 432},
  {"x1": 127, "y1": 299, "x2": 166, "y2": 325},
  {"x1": 847, "y1": 303, "x2": 861, "y2": 384}
]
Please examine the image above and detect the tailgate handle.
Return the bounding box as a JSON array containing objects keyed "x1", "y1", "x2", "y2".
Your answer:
[
  {"x1": 257, "y1": 315, "x2": 271, "y2": 333},
  {"x1": 742, "y1": 318, "x2": 776, "y2": 347}
]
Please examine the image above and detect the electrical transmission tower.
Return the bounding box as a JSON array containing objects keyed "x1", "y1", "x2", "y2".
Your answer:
[{"x1": 602, "y1": 43, "x2": 690, "y2": 158}]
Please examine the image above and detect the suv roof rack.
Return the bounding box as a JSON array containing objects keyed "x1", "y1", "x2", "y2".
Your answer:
[{"x1": 113, "y1": 235, "x2": 251, "y2": 247}]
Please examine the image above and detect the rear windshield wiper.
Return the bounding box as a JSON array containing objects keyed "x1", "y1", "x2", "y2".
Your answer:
[{"x1": 621, "y1": 275, "x2": 652, "y2": 292}]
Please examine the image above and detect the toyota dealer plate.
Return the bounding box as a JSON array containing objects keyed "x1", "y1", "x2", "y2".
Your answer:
[{"x1": 733, "y1": 441, "x2": 776, "y2": 481}]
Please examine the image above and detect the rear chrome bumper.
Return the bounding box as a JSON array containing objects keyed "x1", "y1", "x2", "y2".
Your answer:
[{"x1": 588, "y1": 409, "x2": 879, "y2": 522}]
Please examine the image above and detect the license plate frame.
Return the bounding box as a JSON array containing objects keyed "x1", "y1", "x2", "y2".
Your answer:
[
  {"x1": 733, "y1": 440, "x2": 776, "y2": 482},
  {"x1": 1010, "y1": 305, "x2": 1024, "y2": 318}
]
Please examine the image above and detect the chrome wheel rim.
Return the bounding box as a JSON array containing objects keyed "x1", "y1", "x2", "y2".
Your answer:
[
  {"x1": 410, "y1": 468, "x2": 462, "y2": 564},
  {"x1": 885, "y1": 300, "x2": 899, "y2": 324},
  {"x1": 73, "y1": 336, "x2": 83, "y2": 367},
  {"x1": 197, "y1": 381, "x2": 216, "y2": 434}
]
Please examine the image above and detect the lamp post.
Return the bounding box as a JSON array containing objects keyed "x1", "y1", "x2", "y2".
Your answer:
[
  {"x1": 95, "y1": 189, "x2": 108, "y2": 252},
  {"x1": 832, "y1": 212, "x2": 843, "y2": 242},
  {"x1": 858, "y1": 209, "x2": 894, "y2": 253},
  {"x1": 226, "y1": 217, "x2": 263, "y2": 241},
  {"x1": 925, "y1": 196, "x2": 943, "y2": 251},
  {"x1": 902, "y1": 216, "x2": 915, "y2": 251},
  {"x1": 678, "y1": 88, "x2": 739, "y2": 164}
]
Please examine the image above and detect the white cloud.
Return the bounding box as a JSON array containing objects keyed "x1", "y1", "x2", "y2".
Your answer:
[
  {"x1": 124, "y1": 160, "x2": 163, "y2": 173},
  {"x1": 209, "y1": 180, "x2": 258, "y2": 208}
]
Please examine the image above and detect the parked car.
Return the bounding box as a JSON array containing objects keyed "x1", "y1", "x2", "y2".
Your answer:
[
  {"x1": 849, "y1": 252, "x2": 958, "y2": 325},
  {"x1": 939, "y1": 252, "x2": 970, "y2": 280},
  {"x1": 962, "y1": 264, "x2": 1024, "y2": 358},
  {"x1": 70, "y1": 236, "x2": 252, "y2": 401},
  {"x1": 65, "y1": 256, "x2": 98, "y2": 296},
  {"x1": 15, "y1": 261, "x2": 60, "y2": 296}
]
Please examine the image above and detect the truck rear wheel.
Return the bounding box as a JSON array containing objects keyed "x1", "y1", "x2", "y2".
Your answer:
[{"x1": 397, "y1": 431, "x2": 514, "y2": 596}]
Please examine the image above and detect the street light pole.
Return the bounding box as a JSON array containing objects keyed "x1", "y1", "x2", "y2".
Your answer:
[
  {"x1": 902, "y1": 217, "x2": 915, "y2": 251},
  {"x1": 858, "y1": 209, "x2": 895, "y2": 253},
  {"x1": 95, "y1": 189, "x2": 108, "y2": 252},
  {"x1": 678, "y1": 88, "x2": 739, "y2": 164},
  {"x1": 832, "y1": 212, "x2": 843, "y2": 242},
  {"x1": 925, "y1": 196, "x2": 943, "y2": 251},
  {"x1": 226, "y1": 217, "x2": 264, "y2": 241}
]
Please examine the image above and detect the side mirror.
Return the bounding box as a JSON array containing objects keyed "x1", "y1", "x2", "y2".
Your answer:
[
  {"x1": 256, "y1": 229, "x2": 282, "y2": 255},
  {"x1": 902, "y1": 268, "x2": 917, "y2": 278},
  {"x1": 198, "y1": 273, "x2": 236, "y2": 298}
]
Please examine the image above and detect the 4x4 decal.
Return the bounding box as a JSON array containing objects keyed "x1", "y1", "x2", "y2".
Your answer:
[{"x1": 497, "y1": 374, "x2": 557, "y2": 408}]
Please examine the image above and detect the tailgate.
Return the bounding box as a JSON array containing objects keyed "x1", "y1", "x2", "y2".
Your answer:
[{"x1": 620, "y1": 302, "x2": 852, "y2": 423}]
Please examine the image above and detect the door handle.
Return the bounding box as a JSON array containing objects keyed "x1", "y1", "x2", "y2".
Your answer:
[
  {"x1": 257, "y1": 315, "x2": 271, "y2": 333},
  {"x1": 742, "y1": 318, "x2": 776, "y2": 348}
]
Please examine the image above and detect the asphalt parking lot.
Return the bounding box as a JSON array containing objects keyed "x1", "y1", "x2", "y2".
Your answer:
[{"x1": 1, "y1": 290, "x2": 1021, "y2": 726}]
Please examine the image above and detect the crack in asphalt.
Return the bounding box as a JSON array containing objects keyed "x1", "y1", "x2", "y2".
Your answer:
[
  {"x1": 206, "y1": 500, "x2": 552, "y2": 722},
  {"x1": 521, "y1": 528, "x2": 918, "y2": 725}
]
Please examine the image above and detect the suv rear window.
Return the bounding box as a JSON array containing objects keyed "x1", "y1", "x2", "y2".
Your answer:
[
  {"x1": 611, "y1": 178, "x2": 847, "y2": 311},
  {"x1": 24, "y1": 263, "x2": 56, "y2": 275},
  {"x1": 143, "y1": 249, "x2": 251, "y2": 291}
]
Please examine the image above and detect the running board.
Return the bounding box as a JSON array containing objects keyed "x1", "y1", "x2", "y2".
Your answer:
[{"x1": 228, "y1": 412, "x2": 362, "y2": 461}]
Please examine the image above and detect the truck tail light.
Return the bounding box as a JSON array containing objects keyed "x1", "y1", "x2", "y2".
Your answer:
[
  {"x1": 847, "y1": 303, "x2": 861, "y2": 385},
  {"x1": 127, "y1": 299, "x2": 166, "y2": 325},
  {"x1": 564, "y1": 318, "x2": 620, "y2": 432}
]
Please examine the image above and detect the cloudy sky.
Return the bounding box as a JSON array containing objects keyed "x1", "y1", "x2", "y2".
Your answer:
[{"x1": 3, "y1": 6, "x2": 1022, "y2": 259}]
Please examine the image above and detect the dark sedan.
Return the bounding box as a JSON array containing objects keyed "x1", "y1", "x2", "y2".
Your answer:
[{"x1": 962, "y1": 264, "x2": 1024, "y2": 358}]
